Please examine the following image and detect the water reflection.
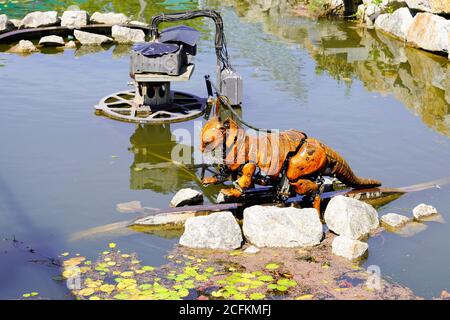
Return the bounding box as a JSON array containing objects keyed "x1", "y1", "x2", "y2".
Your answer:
[
  {"x1": 223, "y1": 0, "x2": 450, "y2": 137},
  {"x1": 0, "y1": 0, "x2": 199, "y2": 20},
  {"x1": 129, "y1": 124, "x2": 196, "y2": 194}
]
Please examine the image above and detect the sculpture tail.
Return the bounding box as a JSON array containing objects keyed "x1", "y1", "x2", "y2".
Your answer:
[{"x1": 321, "y1": 143, "x2": 382, "y2": 189}]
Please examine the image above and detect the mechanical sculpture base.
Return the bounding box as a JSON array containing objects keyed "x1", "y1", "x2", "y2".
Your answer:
[{"x1": 95, "y1": 89, "x2": 206, "y2": 124}]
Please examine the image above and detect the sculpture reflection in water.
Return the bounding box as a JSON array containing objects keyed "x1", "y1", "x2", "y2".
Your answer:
[{"x1": 129, "y1": 124, "x2": 197, "y2": 194}]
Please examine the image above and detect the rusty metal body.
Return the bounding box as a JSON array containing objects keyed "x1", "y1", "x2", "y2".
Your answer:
[{"x1": 200, "y1": 116, "x2": 381, "y2": 212}]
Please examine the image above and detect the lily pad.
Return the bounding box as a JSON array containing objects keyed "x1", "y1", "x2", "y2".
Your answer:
[{"x1": 265, "y1": 263, "x2": 279, "y2": 270}]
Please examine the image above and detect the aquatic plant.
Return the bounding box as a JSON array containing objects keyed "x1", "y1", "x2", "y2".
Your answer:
[{"x1": 60, "y1": 244, "x2": 300, "y2": 300}]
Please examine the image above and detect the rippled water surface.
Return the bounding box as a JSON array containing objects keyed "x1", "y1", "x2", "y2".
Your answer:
[{"x1": 0, "y1": 0, "x2": 449, "y2": 299}]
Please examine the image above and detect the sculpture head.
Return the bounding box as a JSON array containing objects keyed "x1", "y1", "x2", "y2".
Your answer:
[{"x1": 200, "y1": 116, "x2": 225, "y2": 152}]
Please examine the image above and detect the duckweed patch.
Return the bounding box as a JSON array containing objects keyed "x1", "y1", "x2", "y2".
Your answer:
[{"x1": 60, "y1": 244, "x2": 300, "y2": 300}]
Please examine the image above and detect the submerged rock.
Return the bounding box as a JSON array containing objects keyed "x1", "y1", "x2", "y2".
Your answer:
[
  {"x1": 61, "y1": 10, "x2": 88, "y2": 28},
  {"x1": 116, "y1": 201, "x2": 143, "y2": 213},
  {"x1": 374, "y1": 8, "x2": 413, "y2": 41},
  {"x1": 381, "y1": 213, "x2": 410, "y2": 229},
  {"x1": 169, "y1": 188, "x2": 203, "y2": 207},
  {"x1": 21, "y1": 11, "x2": 59, "y2": 28},
  {"x1": 111, "y1": 25, "x2": 145, "y2": 44},
  {"x1": 39, "y1": 35, "x2": 65, "y2": 47},
  {"x1": 179, "y1": 211, "x2": 243, "y2": 250},
  {"x1": 413, "y1": 203, "x2": 438, "y2": 220},
  {"x1": 243, "y1": 206, "x2": 323, "y2": 248},
  {"x1": 9, "y1": 40, "x2": 38, "y2": 54},
  {"x1": 0, "y1": 14, "x2": 14, "y2": 34},
  {"x1": 396, "y1": 221, "x2": 428, "y2": 237},
  {"x1": 74, "y1": 30, "x2": 113, "y2": 45},
  {"x1": 134, "y1": 211, "x2": 198, "y2": 227},
  {"x1": 90, "y1": 12, "x2": 130, "y2": 25},
  {"x1": 332, "y1": 236, "x2": 368, "y2": 261},
  {"x1": 324, "y1": 195, "x2": 379, "y2": 240},
  {"x1": 405, "y1": 0, "x2": 450, "y2": 14},
  {"x1": 407, "y1": 13, "x2": 450, "y2": 53}
]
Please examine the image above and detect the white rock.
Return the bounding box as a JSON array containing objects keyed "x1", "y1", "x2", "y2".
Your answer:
[
  {"x1": 73, "y1": 30, "x2": 113, "y2": 45},
  {"x1": 130, "y1": 20, "x2": 148, "y2": 27},
  {"x1": 134, "y1": 211, "x2": 198, "y2": 226},
  {"x1": 332, "y1": 236, "x2": 369, "y2": 261},
  {"x1": 364, "y1": 3, "x2": 382, "y2": 24},
  {"x1": 65, "y1": 40, "x2": 77, "y2": 48},
  {"x1": 39, "y1": 35, "x2": 65, "y2": 46},
  {"x1": 90, "y1": 12, "x2": 130, "y2": 25},
  {"x1": 0, "y1": 14, "x2": 14, "y2": 34},
  {"x1": 179, "y1": 211, "x2": 243, "y2": 250},
  {"x1": 111, "y1": 25, "x2": 145, "y2": 44},
  {"x1": 413, "y1": 203, "x2": 438, "y2": 220},
  {"x1": 170, "y1": 188, "x2": 203, "y2": 207},
  {"x1": 21, "y1": 11, "x2": 59, "y2": 28},
  {"x1": 243, "y1": 206, "x2": 323, "y2": 248},
  {"x1": 405, "y1": 0, "x2": 450, "y2": 14},
  {"x1": 407, "y1": 13, "x2": 450, "y2": 53},
  {"x1": 374, "y1": 8, "x2": 413, "y2": 41},
  {"x1": 380, "y1": 213, "x2": 410, "y2": 228},
  {"x1": 61, "y1": 10, "x2": 88, "y2": 28},
  {"x1": 324, "y1": 195, "x2": 379, "y2": 240},
  {"x1": 243, "y1": 245, "x2": 260, "y2": 254},
  {"x1": 9, "y1": 19, "x2": 21, "y2": 28},
  {"x1": 9, "y1": 40, "x2": 38, "y2": 54}
]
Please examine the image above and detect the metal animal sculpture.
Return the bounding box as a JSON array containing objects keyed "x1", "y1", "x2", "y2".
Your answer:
[{"x1": 200, "y1": 116, "x2": 381, "y2": 213}]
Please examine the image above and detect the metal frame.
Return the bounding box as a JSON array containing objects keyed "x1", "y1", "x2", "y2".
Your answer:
[{"x1": 95, "y1": 89, "x2": 206, "y2": 124}]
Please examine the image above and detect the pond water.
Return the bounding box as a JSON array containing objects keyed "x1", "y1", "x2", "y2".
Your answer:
[{"x1": 0, "y1": 0, "x2": 449, "y2": 299}]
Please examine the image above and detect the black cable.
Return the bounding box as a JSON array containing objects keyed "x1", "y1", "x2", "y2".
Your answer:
[{"x1": 150, "y1": 10, "x2": 233, "y2": 72}]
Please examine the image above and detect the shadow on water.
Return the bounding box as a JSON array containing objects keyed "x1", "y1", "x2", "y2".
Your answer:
[{"x1": 0, "y1": 175, "x2": 67, "y2": 299}]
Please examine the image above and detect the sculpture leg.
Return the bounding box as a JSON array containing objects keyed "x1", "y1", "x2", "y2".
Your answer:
[
  {"x1": 290, "y1": 179, "x2": 321, "y2": 216},
  {"x1": 202, "y1": 176, "x2": 220, "y2": 185},
  {"x1": 313, "y1": 194, "x2": 321, "y2": 218},
  {"x1": 219, "y1": 163, "x2": 256, "y2": 202},
  {"x1": 236, "y1": 163, "x2": 256, "y2": 189}
]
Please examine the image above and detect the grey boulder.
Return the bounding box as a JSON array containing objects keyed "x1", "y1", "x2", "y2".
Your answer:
[
  {"x1": 0, "y1": 14, "x2": 14, "y2": 34},
  {"x1": 39, "y1": 35, "x2": 65, "y2": 47},
  {"x1": 74, "y1": 30, "x2": 113, "y2": 45},
  {"x1": 243, "y1": 206, "x2": 323, "y2": 248},
  {"x1": 332, "y1": 236, "x2": 369, "y2": 261},
  {"x1": 61, "y1": 10, "x2": 88, "y2": 28},
  {"x1": 405, "y1": 0, "x2": 450, "y2": 14},
  {"x1": 111, "y1": 25, "x2": 146, "y2": 44},
  {"x1": 9, "y1": 40, "x2": 38, "y2": 54},
  {"x1": 90, "y1": 12, "x2": 130, "y2": 25},
  {"x1": 179, "y1": 211, "x2": 243, "y2": 250},
  {"x1": 381, "y1": 213, "x2": 410, "y2": 229},
  {"x1": 324, "y1": 195, "x2": 379, "y2": 240},
  {"x1": 21, "y1": 11, "x2": 59, "y2": 28},
  {"x1": 413, "y1": 203, "x2": 438, "y2": 220},
  {"x1": 374, "y1": 8, "x2": 414, "y2": 41},
  {"x1": 170, "y1": 188, "x2": 203, "y2": 207},
  {"x1": 407, "y1": 13, "x2": 450, "y2": 53}
]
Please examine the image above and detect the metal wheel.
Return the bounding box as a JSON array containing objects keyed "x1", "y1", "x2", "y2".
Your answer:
[{"x1": 95, "y1": 90, "x2": 206, "y2": 124}]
